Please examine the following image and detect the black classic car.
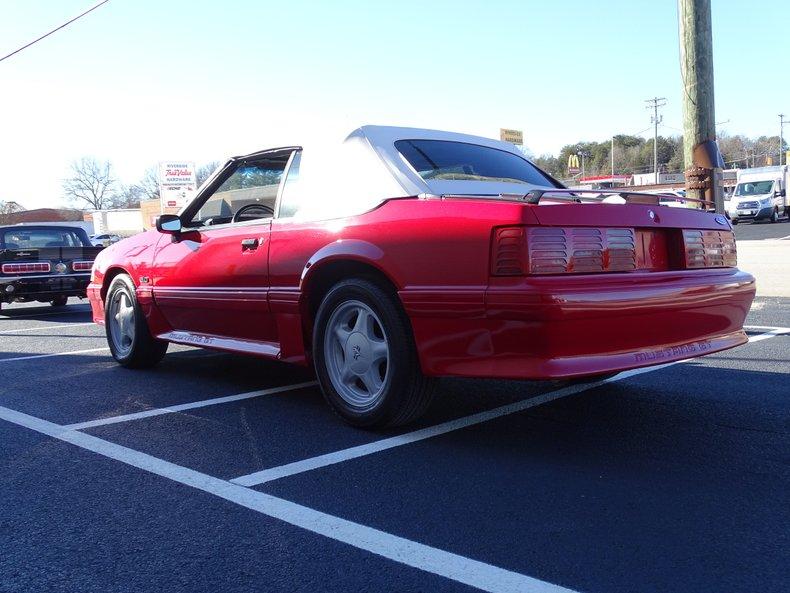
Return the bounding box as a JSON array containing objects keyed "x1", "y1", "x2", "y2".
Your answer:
[{"x1": 0, "y1": 225, "x2": 103, "y2": 312}]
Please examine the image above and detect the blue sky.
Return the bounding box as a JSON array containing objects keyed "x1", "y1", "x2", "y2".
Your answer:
[{"x1": 1, "y1": 0, "x2": 788, "y2": 208}]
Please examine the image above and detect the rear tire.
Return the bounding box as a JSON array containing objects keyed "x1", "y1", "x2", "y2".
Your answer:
[
  {"x1": 50, "y1": 296, "x2": 68, "y2": 307},
  {"x1": 105, "y1": 274, "x2": 168, "y2": 368},
  {"x1": 313, "y1": 278, "x2": 435, "y2": 428}
]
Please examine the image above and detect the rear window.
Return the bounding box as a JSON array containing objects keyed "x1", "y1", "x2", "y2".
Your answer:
[
  {"x1": 395, "y1": 139, "x2": 556, "y2": 187},
  {"x1": 1, "y1": 228, "x2": 89, "y2": 249}
]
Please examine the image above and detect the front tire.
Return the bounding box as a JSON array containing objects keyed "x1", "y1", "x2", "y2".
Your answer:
[
  {"x1": 313, "y1": 278, "x2": 435, "y2": 428},
  {"x1": 105, "y1": 274, "x2": 168, "y2": 368},
  {"x1": 770, "y1": 208, "x2": 779, "y2": 223}
]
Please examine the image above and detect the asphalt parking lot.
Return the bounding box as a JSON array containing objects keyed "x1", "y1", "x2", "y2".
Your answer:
[
  {"x1": 2, "y1": 242, "x2": 788, "y2": 592},
  {"x1": 732, "y1": 215, "x2": 790, "y2": 240}
]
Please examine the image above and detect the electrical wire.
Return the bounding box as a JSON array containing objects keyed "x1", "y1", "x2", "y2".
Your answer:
[{"x1": 0, "y1": 0, "x2": 110, "y2": 64}]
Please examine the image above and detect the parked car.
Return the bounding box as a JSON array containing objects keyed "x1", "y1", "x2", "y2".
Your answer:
[
  {"x1": 1, "y1": 224, "x2": 103, "y2": 311},
  {"x1": 88, "y1": 126, "x2": 756, "y2": 427},
  {"x1": 90, "y1": 233, "x2": 121, "y2": 247}
]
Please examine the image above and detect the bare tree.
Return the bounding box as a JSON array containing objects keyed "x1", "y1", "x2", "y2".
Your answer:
[
  {"x1": 0, "y1": 201, "x2": 24, "y2": 225},
  {"x1": 62, "y1": 157, "x2": 116, "y2": 210},
  {"x1": 112, "y1": 184, "x2": 144, "y2": 209},
  {"x1": 196, "y1": 161, "x2": 222, "y2": 187},
  {"x1": 134, "y1": 166, "x2": 160, "y2": 201}
]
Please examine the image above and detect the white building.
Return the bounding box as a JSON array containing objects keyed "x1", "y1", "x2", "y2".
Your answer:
[{"x1": 91, "y1": 208, "x2": 143, "y2": 236}]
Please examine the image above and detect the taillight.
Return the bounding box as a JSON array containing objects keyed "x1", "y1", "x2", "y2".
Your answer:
[
  {"x1": 1, "y1": 262, "x2": 51, "y2": 274},
  {"x1": 528, "y1": 227, "x2": 636, "y2": 274},
  {"x1": 682, "y1": 230, "x2": 737, "y2": 268},
  {"x1": 72, "y1": 261, "x2": 94, "y2": 271},
  {"x1": 491, "y1": 226, "x2": 638, "y2": 276},
  {"x1": 491, "y1": 227, "x2": 527, "y2": 275}
]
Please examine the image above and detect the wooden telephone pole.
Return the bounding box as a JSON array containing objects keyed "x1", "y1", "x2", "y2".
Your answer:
[{"x1": 678, "y1": 0, "x2": 725, "y2": 213}]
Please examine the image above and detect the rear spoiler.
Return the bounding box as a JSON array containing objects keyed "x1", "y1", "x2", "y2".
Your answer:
[
  {"x1": 437, "y1": 189, "x2": 711, "y2": 209},
  {"x1": 523, "y1": 188, "x2": 709, "y2": 207}
]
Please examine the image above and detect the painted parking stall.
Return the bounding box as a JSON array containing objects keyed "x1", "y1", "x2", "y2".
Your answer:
[{"x1": 1, "y1": 298, "x2": 788, "y2": 593}]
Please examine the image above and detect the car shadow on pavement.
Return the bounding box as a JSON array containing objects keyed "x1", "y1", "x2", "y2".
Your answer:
[{"x1": 0, "y1": 304, "x2": 92, "y2": 321}]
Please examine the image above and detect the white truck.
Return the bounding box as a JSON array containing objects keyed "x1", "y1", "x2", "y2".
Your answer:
[{"x1": 726, "y1": 166, "x2": 789, "y2": 224}]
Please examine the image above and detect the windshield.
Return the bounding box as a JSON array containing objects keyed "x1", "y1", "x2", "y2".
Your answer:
[
  {"x1": 734, "y1": 180, "x2": 774, "y2": 196},
  {"x1": 395, "y1": 140, "x2": 556, "y2": 187},
  {"x1": 1, "y1": 228, "x2": 90, "y2": 249}
]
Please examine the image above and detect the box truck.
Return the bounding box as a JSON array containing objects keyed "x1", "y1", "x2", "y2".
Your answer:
[{"x1": 726, "y1": 166, "x2": 789, "y2": 224}]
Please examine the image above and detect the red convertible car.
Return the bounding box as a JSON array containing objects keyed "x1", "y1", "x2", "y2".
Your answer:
[{"x1": 88, "y1": 126, "x2": 755, "y2": 427}]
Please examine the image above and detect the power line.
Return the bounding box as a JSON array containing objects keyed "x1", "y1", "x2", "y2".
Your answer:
[{"x1": 0, "y1": 0, "x2": 110, "y2": 64}]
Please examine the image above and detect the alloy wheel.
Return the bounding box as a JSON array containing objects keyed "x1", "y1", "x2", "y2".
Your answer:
[
  {"x1": 323, "y1": 300, "x2": 390, "y2": 410},
  {"x1": 108, "y1": 289, "x2": 136, "y2": 357}
]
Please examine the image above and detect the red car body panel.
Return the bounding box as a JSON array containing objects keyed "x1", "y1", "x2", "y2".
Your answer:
[{"x1": 89, "y1": 195, "x2": 755, "y2": 380}]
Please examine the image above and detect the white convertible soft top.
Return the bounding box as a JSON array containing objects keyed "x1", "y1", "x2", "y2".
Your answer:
[{"x1": 281, "y1": 125, "x2": 556, "y2": 219}]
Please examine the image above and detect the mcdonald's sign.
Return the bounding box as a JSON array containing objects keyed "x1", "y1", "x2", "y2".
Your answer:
[{"x1": 567, "y1": 154, "x2": 580, "y2": 174}]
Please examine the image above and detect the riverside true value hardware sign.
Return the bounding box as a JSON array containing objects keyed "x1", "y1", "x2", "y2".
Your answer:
[{"x1": 158, "y1": 161, "x2": 197, "y2": 210}]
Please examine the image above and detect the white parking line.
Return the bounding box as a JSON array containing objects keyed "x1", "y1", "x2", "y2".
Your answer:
[
  {"x1": 0, "y1": 322, "x2": 95, "y2": 335},
  {"x1": 65, "y1": 381, "x2": 319, "y2": 430},
  {"x1": 0, "y1": 405, "x2": 577, "y2": 593},
  {"x1": 231, "y1": 328, "x2": 789, "y2": 487},
  {"x1": 0, "y1": 347, "x2": 110, "y2": 364},
  {"x1": 743, "y1": 327, "x2": 790, "y2": 341}
]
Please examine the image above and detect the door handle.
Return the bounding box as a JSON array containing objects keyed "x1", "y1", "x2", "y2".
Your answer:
[{"x1": 241, "y1": 238, "x2": 259, "y2": 251}]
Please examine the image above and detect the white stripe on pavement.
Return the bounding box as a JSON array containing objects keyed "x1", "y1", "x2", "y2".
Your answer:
[
  {"x1": 743, "y1": 327, "x2": 790, "y2": 342},
  {"x1": 231, "y1": 328, "x2": 787, "y2": 487},
  {"x1": 0, "y1": 322, "x2": 95, "y2": 335},
  {"x1": 0, "y1": 405, "x2": 578, "y2": 593},
  {"x1": 65, "y1": 381, "x2": 319, "y2": 430},
  {"x1": 0, "y1": 347, "x2": 109, "y2": 363},
  {"x1": 744, "y1": 324, "x2": 790, "y2": 332}
]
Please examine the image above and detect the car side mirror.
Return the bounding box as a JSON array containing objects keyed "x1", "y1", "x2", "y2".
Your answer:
[{"x1": 156, "y1": 214, "x2": 182, "y2": 236}]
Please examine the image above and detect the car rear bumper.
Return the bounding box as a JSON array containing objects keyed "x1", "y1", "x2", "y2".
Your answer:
[
  {"x1": 0, "y1": 273, "x2": 91, "y2": 302},
  {"x1": 405, "y1": 268, "x2": 756, "y2": 379}
]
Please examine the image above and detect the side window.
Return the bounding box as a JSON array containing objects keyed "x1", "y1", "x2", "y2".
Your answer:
[
  {"x1": 188, "y1": 155, "x2": 290, "y2": 227},
  {"x1": 277, "y1": 151, "x2": 302, "y2": 219}
]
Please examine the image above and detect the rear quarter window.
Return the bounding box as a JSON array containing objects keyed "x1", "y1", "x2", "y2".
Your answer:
[{"x1": 395, "y1": 139, "x2": 556, "y2": 187}]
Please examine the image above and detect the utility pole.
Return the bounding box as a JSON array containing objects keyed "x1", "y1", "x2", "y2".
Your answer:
[
  {"x1": 678, "y1": 0, "x2": 725, "y2": 212},
  {"x1": 780, "y1": 114, "x2": 789, "y2": 165},
  {"x1": 645, "y1": 97, "x2": 666, "y2": 184},
  {"x1": 577, "y1": 149, "x2": 591, "y2": 180},
  {"x1": 611, "y1": 136, "x2": 615, "y2": 179}
]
